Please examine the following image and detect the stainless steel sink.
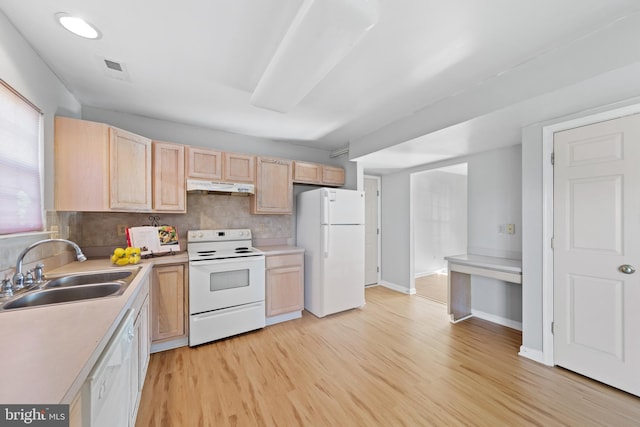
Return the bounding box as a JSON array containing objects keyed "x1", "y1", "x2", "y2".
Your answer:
[
  {"x1": 0, "y1": 267, "x2": 141, "y2": 311},
  {"x1": 2, "y1": 284, "x2": 123, "y2": 310},
  {"x1": 44, "y1": 270, "x2": 133, "y2": 288}
]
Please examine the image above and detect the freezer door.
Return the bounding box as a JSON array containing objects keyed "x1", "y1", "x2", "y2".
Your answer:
[
  {"x1": 321, "y1": 188, "x2": 364, "y2": 225},
  {"x1": 318, "y1": 224, "x2": 365, "y2": 316}
]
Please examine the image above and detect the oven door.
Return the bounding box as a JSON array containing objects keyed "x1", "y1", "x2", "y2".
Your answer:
[{"x1": 189, "y1": 255, "x2": 265, "y2": 315}]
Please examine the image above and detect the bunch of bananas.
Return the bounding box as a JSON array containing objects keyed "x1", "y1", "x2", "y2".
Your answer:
[{"x1": 111, "y1": 247, "x2": 142, "y2": 265}]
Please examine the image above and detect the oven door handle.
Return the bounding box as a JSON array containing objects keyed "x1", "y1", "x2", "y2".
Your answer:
[{"x1": 189, "y1": 256, "x2": 265, "y2": 267}]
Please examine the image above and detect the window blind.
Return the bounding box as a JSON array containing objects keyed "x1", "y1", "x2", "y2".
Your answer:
[{"x1": 0, "y1": 80, "x2": 43, "y2": 234}]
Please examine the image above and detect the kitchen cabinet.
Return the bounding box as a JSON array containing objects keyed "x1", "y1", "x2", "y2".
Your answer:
[
  {"x1": 130, "y1": 278, "x2": 150, "y2": 425},
  {"x1": 322, "y1": 165, "x2": 345, "y2": 186},
  {"x1": 293, "y1": 161, "x2": 345, "y2": 187},
  {"x1": 265, "y1": 252, "x2": 304, "y2": 321},
  {"x1": 252, "y1": 157, "x2": 293, "y2": 214},
  {"x1": 151, "y1": 264, "x2": 187, "y2": 347},
  {"x1": 187, "y1": 146, "x2": 255, "y2": 184},
  {"x1": 152, "y1": 141, "x2": 186, "y2": 212},
  {"x1": 224, "y1": 151, "x2": 255, "y2": 183},
  {"x1": 54, "y1": 116, "x2": 152, "y2": 212},
  {"x1": 186, "y1": 146, "x2": 222, "y2": 180}
]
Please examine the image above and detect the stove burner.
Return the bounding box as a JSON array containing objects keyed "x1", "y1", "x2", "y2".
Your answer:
[
  {"x1": 198, "y1": 250, "x2": 216, "y2": 255},
  {"x1": 235, "y1": 247, "x2": 249, "y2": 251},
  {"x1": 235, "y1": 250, "x2": 252, "y2": 254}
]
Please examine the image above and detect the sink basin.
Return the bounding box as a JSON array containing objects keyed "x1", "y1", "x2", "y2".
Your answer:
[
  {"x1": 44, "y1": 270, "x2": 133, "y2": 288},
  {"x1": 2, "y1": 283, "x2": 123, "y2": 310},
  {"x1": 1, "y1": 266, "x2": 141, "y2": 311}
]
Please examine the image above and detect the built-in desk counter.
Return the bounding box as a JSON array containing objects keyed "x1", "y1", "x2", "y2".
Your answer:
[{"x1": 444, "y1": 254, "x2": 522, "y2": 323}]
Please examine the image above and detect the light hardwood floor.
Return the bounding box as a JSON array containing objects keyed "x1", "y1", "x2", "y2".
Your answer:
[
  {"x1": 414, "y1": 273, "x2": 448, "y2": 304},
  {"x1": 136, "y1": 286, "x2": 640, "y2": 426}
]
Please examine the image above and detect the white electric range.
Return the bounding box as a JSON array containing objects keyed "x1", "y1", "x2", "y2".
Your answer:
[{"x1": 187, "y1": 229, "x2": 265, "y2": 346}]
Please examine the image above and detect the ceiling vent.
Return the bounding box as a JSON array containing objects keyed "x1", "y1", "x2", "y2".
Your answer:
[
  {"x1": 104, "y1": 59, "x2": 123, "y2": 72},
  {"x1": 98, "y1": 56, "x2": 131, "y2": 82}
]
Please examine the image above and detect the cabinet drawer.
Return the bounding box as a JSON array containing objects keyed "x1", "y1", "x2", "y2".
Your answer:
[{"x1": 266, "y1": 253, "x2": 303, "y2": 269}]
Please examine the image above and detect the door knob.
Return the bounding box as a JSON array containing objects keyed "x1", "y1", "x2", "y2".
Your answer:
[{"x1": 619, "y1": 264, "x2": 636, "y2": 274}]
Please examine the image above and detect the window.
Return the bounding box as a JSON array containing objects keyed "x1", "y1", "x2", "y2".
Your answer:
[{"x1": 0, "y1": 80, "x2": 43, "y2": 234}]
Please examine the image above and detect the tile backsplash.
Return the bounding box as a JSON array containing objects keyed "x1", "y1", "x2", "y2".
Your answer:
[{"x1": 70, "y1": 193, "x2": 294, "y2": 255}]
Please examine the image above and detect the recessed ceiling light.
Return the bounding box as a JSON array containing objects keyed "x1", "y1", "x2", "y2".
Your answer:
[{"x1": 56, "y1": 13, "x2": 101, "y2": 39}]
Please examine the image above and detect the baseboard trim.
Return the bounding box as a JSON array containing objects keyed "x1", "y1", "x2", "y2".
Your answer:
[
  {"x1": 266, "y1": 311, "x2": 302, "y2": 326},
  {"x1": 380, "y1": 281, "x2": 415, "y2": 295},
  {"x1": 415, "y1": 269, "x2": 447, "y2": 278},
  {"x1": 518, "y1": 346, "x2": 550, "y2": 365},
  {"x1": 471, "y1": 309, "x2": 522, "y2": 331},
  {"x1": 151, "y1": 336, "x2": 188, "y2": 353}
]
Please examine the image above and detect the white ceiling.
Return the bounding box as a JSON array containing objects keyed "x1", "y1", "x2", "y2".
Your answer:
[{"x1": 2, "y1": 0, "x2": 640, "y2": 173}]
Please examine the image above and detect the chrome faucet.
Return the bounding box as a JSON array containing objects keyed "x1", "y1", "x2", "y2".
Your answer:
[{"x1": 12, "y1": 239, "x2": 87, "y2": 290}]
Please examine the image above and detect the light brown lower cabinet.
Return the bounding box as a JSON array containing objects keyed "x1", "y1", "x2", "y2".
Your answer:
[
  {"x1": 266, "y1": 252, "x2": 304, "y2": 319},
  {"x1": 151, "y1": 263, "x2": 188, "y2": 346}
]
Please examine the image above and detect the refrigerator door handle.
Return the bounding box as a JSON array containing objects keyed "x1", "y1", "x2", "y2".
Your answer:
[{"x1": 323, "y1": 224, "x2": 330, "y2": 258}]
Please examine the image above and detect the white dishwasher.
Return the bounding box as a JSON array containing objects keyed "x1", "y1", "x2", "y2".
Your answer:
[{"x1": 83, "y1": 308, "x2": 135, "y2": 427}]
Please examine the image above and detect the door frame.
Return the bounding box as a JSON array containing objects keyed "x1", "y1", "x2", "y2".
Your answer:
[
  {"x1": 541, "y1": 102, "x2": 640, "y2": 366},
  {"x1": 364, "y1": 175, "x2": 381, "y2": 286}
]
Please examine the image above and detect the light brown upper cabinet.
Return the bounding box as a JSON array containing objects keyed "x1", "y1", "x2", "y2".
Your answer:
[
  {"x1": 152, "y1": 141, "x2": 186, "y2": 212},
  {"x1": 224, "y1": 152, "x2": 255, "y2": 183},
  {"x1": 293, "y1": 161, "x2": 345, "y2": 187},
  {"x1": 55, "y1": 116, "x2": 152, "y2": 212},
  {"x1": 252, "y1": 157, "x2": 293, "y2": 214},
  {"x1": 322, "y1": 165, "x2": 345, "y2": 186},
  {"x1": 186, "y1": 147, "x2": 255, "y2": 184},
  {"x1": 186, "y1": 146, "x2": 222, "y2": 180}
]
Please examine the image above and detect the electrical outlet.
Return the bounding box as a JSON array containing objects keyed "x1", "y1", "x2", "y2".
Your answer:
[
  {"x1": 116, "y1": 224, "x2": 127, "y2": 236},
  {"x1": 506, "y1": 223, "x2": 516, "y2": 235}
]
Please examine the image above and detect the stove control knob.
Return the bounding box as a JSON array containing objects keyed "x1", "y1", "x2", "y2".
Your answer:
[{"x1": 198, "y1": 232, "x2": 204, "y2": 238}]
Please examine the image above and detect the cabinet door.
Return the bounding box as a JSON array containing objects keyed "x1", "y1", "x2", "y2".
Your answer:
[
  {"x1": 110, "y1": 127, "x2": 152, "y2": 210},
  {"x1": 224, "y1": 152, "x2": 255, "y2": 183},
  {"x1": 293, "y1": 161, "x2": 322, "y2": 184},
  {"x1": 252, "y1": 157, "x2": 293, "y2": 214},
  {"x1": 322, "y1": 166, "x2": 345, "y2": 186},
  {"x1": 186, "y1": 146, "x2": 222, "y2": 180},
  {"x1": 266, "y1": 265, "x2": 304, "y2": 316},
  {"x1": 151, "y1": 264, "x2": 186, "y2": 342},
  {"x1": 138, "y1": 295, "x2": 150, "y2": 386},
  {"x1": 153, "y1": 141, "x2": 186, "y2": 212},
  {"x1": 54, "y1": 116, "x2": 110, "y2": 211}
]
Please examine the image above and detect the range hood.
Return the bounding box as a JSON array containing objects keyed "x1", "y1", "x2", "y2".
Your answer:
[{"x1": 186, "y1": 179, "x2": 254, "y2": 195}]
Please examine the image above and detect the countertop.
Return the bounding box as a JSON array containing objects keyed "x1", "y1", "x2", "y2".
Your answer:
[
  {"x1": 256, "y1": 245, "x2": 305, "y2": 255},
  {"x1": 444, "y1": 254, "x2": 522, "y2": 274},
  {"x1": 0, "y1": 252, "x2": 188, "y2": 405}
]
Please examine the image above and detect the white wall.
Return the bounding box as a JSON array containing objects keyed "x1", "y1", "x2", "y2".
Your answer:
[
  {"x1": 381, "y1": 145, "x2": 522, "y2": 325},
  {"x1": 412, "y1": 169, "x2": 467, "y2": 276}
]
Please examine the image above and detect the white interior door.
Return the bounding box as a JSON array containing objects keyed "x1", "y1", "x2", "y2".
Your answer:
[
  {"x1": 364, "y1": 176, "x2": 380, "y2": 285},
  {"x1": 553, "y1": 113, "x2": 640, "y2": 397}
]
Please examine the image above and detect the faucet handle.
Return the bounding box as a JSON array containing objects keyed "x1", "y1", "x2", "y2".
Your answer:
[
  {"x1": 13, "y1": 272, "x2": 24, "y2": 290},
  {"x1": 1, "y1": 279, "x2": 13, "y2": 298},
  {"x1": 25, "y1": 270, "x2": 34, "y2": 286},
  {"x1": 34, "y1": 263, "x2": 45, "y2": 283}
]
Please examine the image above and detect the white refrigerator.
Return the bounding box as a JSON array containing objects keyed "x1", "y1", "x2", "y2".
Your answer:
[{"x1": 296, "y1": 187, "x2": 365, "y2": 317}]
